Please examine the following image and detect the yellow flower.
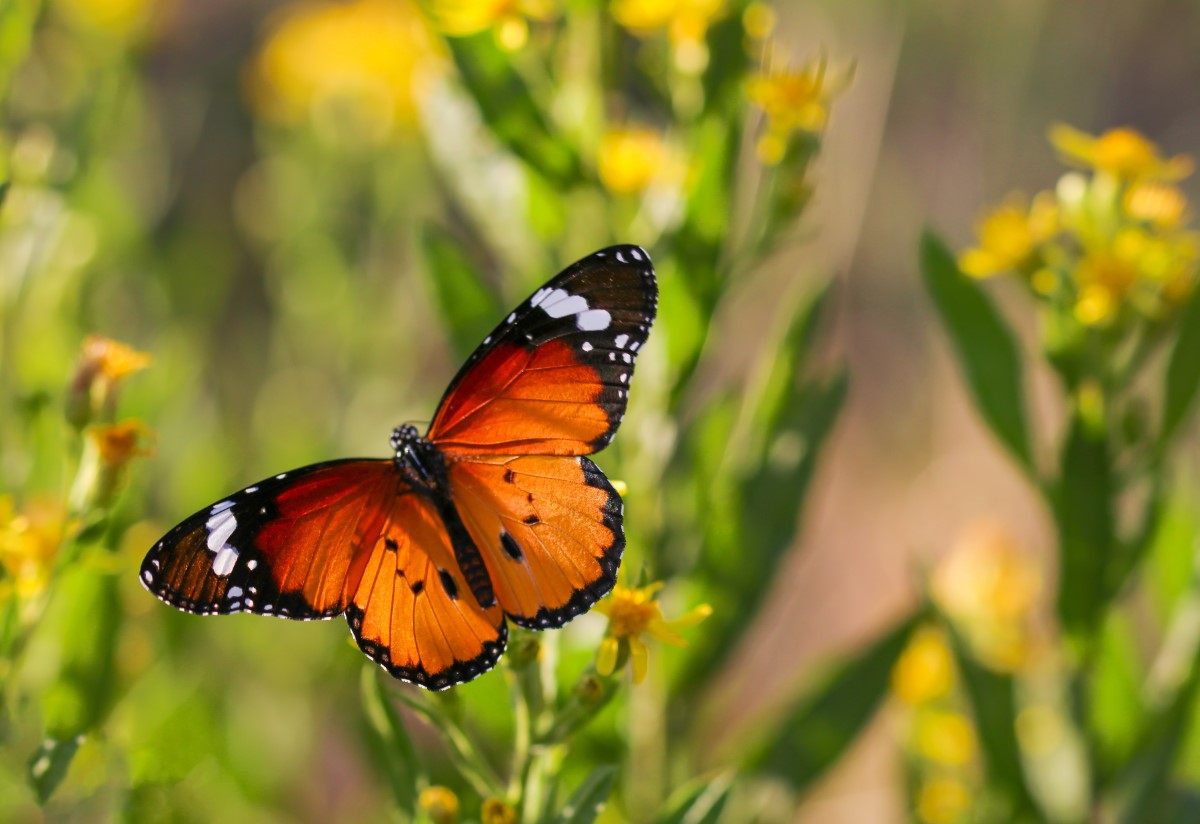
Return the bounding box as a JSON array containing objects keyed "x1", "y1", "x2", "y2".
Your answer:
[
  {"x1": 597, "y1": 126, "x2": 683, "y2": 196},
  {"x1": 432, "y1": 0, "x2": 557, "y2": 50},
  {"x1": 66, "y1": 335, "x2": 152, "y2": 429},
  {"x1": 247, "y1": 0, "x2": 439, "y2": 139},
  {"x1": 594, "y1": 582, "x2": 711, "y2": 684},
  {"x1": 612, "y1": 0, "x2": 725, "y2": 47},
  {"x1": 419, "y1": 785, "x2": 459, "y2": 824},
  {"x1": 1125, "y1": 181, "x2": 1189, "y2": 229},
  {"x1": 1050, "y1": 124, "x2": 1193, "y2": 181},
  {"x1": 746, "y1": 57, "x2": 849, "y2": 164},
  {"x1": 481, "y1": 798, "x2": 518, "y2": 824},
  {"x1": 914, "y1": 709, "x2": 976, "y2": 766},
  {"x1": 932, "y1": 521, "x2": 1044, "y2": 672},
  {"x1": 958, "y1": 193, "x2": 1058, "y2": 278},
  {"x1": 72, "y1": 421, "x2": 155, "y2": 511},
  {"x1": 916, "y1": 775, "x2": 973, "y2": 824},
  {"x1": 56, "y1": 0, "x2": 158, "y2": 40},
  {"x1": 891, "y1": 625, "x2": 955, "y2": 706},
  {"x1": 0, "y1": 497, "x2": 67, "y2": 601}
]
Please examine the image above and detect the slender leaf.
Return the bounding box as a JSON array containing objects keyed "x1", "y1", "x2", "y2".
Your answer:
[
  {"x1": 742, "y1": 609, "x2": 923, "y2": 794},
  {"x1": 443, "y1": 32, "x2": 579, "y2": 185},
  {"x1": 654, "y1": 772, "x2": 734, "y2": 824},
  {"x1": 420, "y1": 224, "x2": 502, "y2": 360},
  {"x1": 361, "y1": 669, "x2": 421, "y2": 815},
  {"x1": 946, "y1": 625, "x2": 1041, "y2": 821},
  {"x1": 920, "y1": 231, "x2": 1033, "y2": 471},
  {"x1": 555, "y1": 765, "x2": 617, "y2": 824},
  {"x1": 1111, "y1": 612, "x2": 1200, "y2": 823},
  {"x1": 1160, "y1": 283, "x2": 1200, "y2": 447},
  {"x1": 28, "y1": 735, "x2": 82, "y2": 805},
  {"x1": 1054, "y1": 412, "x2": 1114, "y2": 643}
]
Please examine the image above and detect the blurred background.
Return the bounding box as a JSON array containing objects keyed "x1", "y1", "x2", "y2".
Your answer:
[{"x1": 2, "y1": 0, "x2": 1199, "y2": 822}]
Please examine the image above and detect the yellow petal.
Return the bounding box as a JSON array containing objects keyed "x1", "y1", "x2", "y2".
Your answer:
[
  {"x1": 629, "y1": 637, "x2": 649, "y2": 684},
  {"x1": 596, "y1": 637, "x2": 619, "y2": 676}
]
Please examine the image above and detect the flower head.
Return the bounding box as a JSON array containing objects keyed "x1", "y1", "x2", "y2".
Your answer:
[
  {"x1": 66, "y1": 335, "x2": 152, "y2": 429},
  {"x1": 432, "y1": 0, "x2": 557, "y2": 50},
  {"x1": 594, "y1": 582, "x2": 711, "y2": 684},
  {"x1": 1050, "y1": 124, "x2": 1193, "y2": 182},
  {"x1": 612, "y1": 0, "x2": 725, "y2": 55},
  {"x1": 247, "y1": 0, "x2": 439, "y2": 141},
  {"x1": 72, "y1": 421, "x2": 155, "y2": 511},
  {"x1": 747, "y1": 56, "x2": 849, "y2": 164},
  {"x1": 0, "y1": 497, "x2": 67, "y2": 601},
  {"x1": 597, "y1": 126, "x2": 684, "y2": 196},
  {"x1": 932, "y1": 521, "x2": 1044, "y2": 672},
  {"x1": 891, "y1": 625, "x2": 955, "y2": 706},
  {"x1": 958, "y1": 193, "x2": 1058, "y2": 279},
  {"x1": 419, "y1": 786, "x2": 459, "y2": 824},
  {"x1": 481, "y1": 799, "x2": 518, "y2": 824}
]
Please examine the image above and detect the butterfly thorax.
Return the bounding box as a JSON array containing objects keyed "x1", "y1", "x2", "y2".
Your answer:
[
  {"x1": 390, "y1": 423, "x2": 495, "y2": 608},
  {"x1": 390, "y1": 424, "x2": 447, "y2": 494}
]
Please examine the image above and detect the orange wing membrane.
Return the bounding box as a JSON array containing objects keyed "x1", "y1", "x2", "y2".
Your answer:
[
  {"x1": 448, "y1": 455, "x2": 623, "y2": 628},
  {"x1": 429, "y1": 245, "x2": 657, "y2": 456},
  {"x1": 141, "y1": 460, "x2": 399, "y2": 619},
  {"x1": 346, "y1": 493, "x2": 506, "y2": 689},
  {"x1": 142, "y1": 245, "x2": 657, "y2": 690}
]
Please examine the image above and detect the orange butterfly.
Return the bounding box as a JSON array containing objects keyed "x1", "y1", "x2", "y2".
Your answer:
[{"x1": 141, "y1": 246, "x2": 657, "y2": 689}]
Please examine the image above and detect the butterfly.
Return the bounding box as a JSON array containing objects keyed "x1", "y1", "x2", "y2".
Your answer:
[{"x1": 140, "y1": 246, "x2": 657, "y2": 690}]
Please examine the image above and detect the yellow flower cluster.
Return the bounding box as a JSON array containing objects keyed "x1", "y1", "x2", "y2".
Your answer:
[
  {"x1": 594, "y1": 582, "x2": 711, "y2": 684},
  {"x1": 960, "y1": 125, "x2": 1198, "y2": 327},
  {"x1": 891, "y1": 627, "x2": 978, "y2": 824},
  {"x1": 431, "y1": 0, "x2": 557, "y2": 50},
  {"x1": 746, "y1": 56, "x2": 850, "y2": 165},
  {"x1": 0, "y1": 497, "x2": 67, "y2": 601},
  {"x1": 597, "y1": 126, "x2": 686, "y2": 196},
  {"x1": 247, "y1": 0, "x2": 439, "y2": 141},
  {"x1": 932, "y1": 520, "x2": 1045, "y2": 673}
]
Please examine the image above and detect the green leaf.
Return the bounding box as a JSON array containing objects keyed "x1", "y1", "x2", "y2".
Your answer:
[
  {"x1": 361, "y1": 669, "x2": 421, "y2": 815},
  {"x1": 1054, "y1": 412, "x2": 1114, "y2": 643},
  {"x1": 920, "y1": 231, "x2": 1033, "y2": 471},
  {"x1": 945, "y1": 625, "x2": 1041, "y2": 820},
  {"x1": 1160, "y1": 283, "x2": 1200, "y2": 448},
  {"x1": 742, "y1": 610, "x2": 923, "y2": 793},
  {"x1": 420, "y1": 224, "x2": 502, "y2": 360},
  {"x1": 28, "y1": 735, "x2": 82, "y2": 805},
  {"x1": 40, "y1": 566, "x2": 120, "y2": 741},
  {"x1": 1088, "y1": 615, "x2": 1147, "y2": 784},
  {"x1": 1110, "y1": 614, "x2": 1200, "y2": 824},
  {"x1": 443, "y1": 32, "x2": 579, "y2": 185},
  {"x1": 654, "y1": 772, "x2": 733, "y2": 824},
  {"x1": 555, "y1": 765, "x2": 617, "y2": 824},
  {"x1": 701, "y1": 10, "x2": 749, "y2": 115}
]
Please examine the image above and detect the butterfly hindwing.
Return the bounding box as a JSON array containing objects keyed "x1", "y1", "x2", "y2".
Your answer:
[
  {"x1": 448, "y1": 455, "x2": 622, "y2": 629},
  {"x1": 427, "y1": 245, "x2": 657, "y2": 456},
  {"x1": 346, "y1": 492, "x2": 506, "y2": 690},
  {"x1": 141, "y1": 460, "x2": 400, "y2": 619}
]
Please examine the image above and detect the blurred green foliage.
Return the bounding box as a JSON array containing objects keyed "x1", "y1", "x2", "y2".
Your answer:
[{"x1": 3, "y1": 0, "x2": 1200, "y2": 823}]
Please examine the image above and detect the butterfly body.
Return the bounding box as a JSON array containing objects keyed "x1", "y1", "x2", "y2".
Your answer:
[{"x1": 142, "y1": 245, "x2": 656, "y2": 690}]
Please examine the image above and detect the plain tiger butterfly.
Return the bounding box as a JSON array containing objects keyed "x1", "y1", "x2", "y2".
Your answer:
[{"x1": 141, "y1": 246, "x2": 657, "y2": 690}]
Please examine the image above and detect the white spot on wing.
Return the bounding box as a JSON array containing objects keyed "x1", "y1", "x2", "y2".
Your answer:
[
  {"x1": 581, "y1": 341, "x2": 593, "y2": 352},
  {"x1": 213, "y1": 545, "x2": 239, "y2": 577},
  {"x1": 245, "y1": 486, "x2": 258, "y2": 494},
  {"x1": 506, "y1": 312, "x2": 516, "y2": 323},
  {"x1": 614, "y1": 334, "x2": 629, "y2": 348},
  {"x1": 227, "y1": 586, "x2": 244, "y2": 599},
  {"x1": 629, "y1": 248, "x2": 643, "y2": 261},
  {"x1": 141, "y1": 569, "x2": 153, "y2": 584},
  {"x1": 531, "y1": 287, "x2": 553, "y2": 307},
  {"x1": 577, "y1": 309, "x2": 611, "y2": 331},
  {"x1": 211, "y1": 500, "x2": 235, "y2": 514},
  {"x1": 615, "y1": 251, "x2": 626, "y2": 262},
  {"x1": 205, "y1": 509, "x2": 238, "y2": 553},
  {"x1": 542, "y1": 290, "x2": 588, "y2": 318},
  {"x1": 247, "y1": 559, "x2": 258, "y2": 571}
]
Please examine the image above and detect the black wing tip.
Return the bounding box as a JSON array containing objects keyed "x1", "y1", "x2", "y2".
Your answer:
[{"x1": 346, "y1": 606, "x2": 509, "y2": 691}]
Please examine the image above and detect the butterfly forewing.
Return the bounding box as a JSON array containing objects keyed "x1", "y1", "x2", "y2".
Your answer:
[
  {"x1": 427, "y1": 245, "x2": 657, "y2": 456},
  {"x1": 141, "y1": 460, "x2": 400, "y2": 619}
]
